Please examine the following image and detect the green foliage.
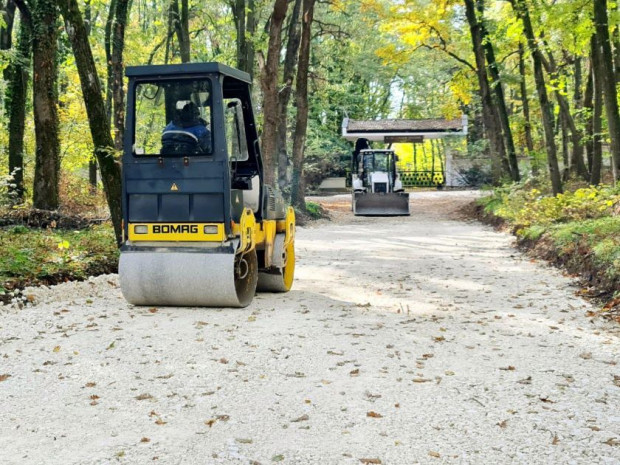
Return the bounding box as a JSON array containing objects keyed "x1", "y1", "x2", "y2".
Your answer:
[
  {"x1": 482, "y1": 184, "x2": 620, "y2": 228},
  {"x1": 479, "y1": 182, "x2": 620, "y2": 291},
  {"x1": 0, "y1": 224, "x2": 118, "y2": 295},
  {"x1": 305, "y1": 201, "x2": 324, "y2": 219}
]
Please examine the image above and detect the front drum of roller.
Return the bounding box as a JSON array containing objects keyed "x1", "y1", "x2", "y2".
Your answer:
[{"x1": 119, "y1": 249, "x2": 258, "y2": 308}]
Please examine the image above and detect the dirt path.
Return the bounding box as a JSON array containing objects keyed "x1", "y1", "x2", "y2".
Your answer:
[{"x1": 1, "y1": 191, "x2": 619, "y2": 464}]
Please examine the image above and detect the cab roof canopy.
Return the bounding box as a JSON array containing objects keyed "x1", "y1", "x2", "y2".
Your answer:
[
  {"x1": 125, "y1": 62, "x2": 251, "y2": 84},
  {"x1": 342, "y1": 116, "x2": 468, "y2": 142}
]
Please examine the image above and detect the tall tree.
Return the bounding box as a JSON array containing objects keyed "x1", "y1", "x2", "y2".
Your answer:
[
  {"x1": 509, "y1": 0, "x2": 563, "y2": 194},
  {"x1": 6, "y1": 16, "x2": 30, "y2": 201},
  {"x1": 479, "y1": 0, "x2": 520, "y2": 181},
  {"x1": 110, "y1": 0, "x2": 130, "y2": 150},
  {"x1": 15, "y1": 0, "x2": 62, "y2": 209},
  {"x1": 594, "y1": 0, "x2": 620, "y2": 180},
  {"x1": 277, "y1": 0, "x2": 303, "y2": 191},
  {"x1": 259, "y1": 0, "x2": 289, "y2": 187},
  {"x1": 170, "y1": 0, "x2": 190, "y2": 62},
  {"x1": 59, "y1": 0, "x2": 122, "y2": 243},
  {"x1": 290, "y1": 0, "x2": 316, "y2": 208},
  {"x1": 464, "y1": 0, "x2": 506, "y2": 184},
  {"x1": 518, "y1": 41, "x2": 536, "y2": 174},
  {"x1": 230, "y1": 0, "x2": 256, "y2": 79}
]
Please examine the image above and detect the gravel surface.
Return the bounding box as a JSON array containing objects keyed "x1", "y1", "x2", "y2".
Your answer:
[{"x1": 1, "y1": 191, "x2": 619, "y2": 465}]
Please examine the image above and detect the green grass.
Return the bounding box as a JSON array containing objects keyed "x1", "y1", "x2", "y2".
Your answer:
[{"x1": 0, "y1": 224, "x2": 118, "y2": 296}]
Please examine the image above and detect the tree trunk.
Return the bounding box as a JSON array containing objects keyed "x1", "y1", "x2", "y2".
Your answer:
[
  {"x1": 31, "y1": 0, "x2": 61, "y2": 210},
  {"x1": 170, "y1": 0, "x2": 190, "y2": 62},
  {"x1": 85, "y1": 0, "x2": 97, "y2": 191},
  {"x1": 591, "y1": 33, "x2": 604, "y2": 184},
  {"x1": 260, "y1": 0, "x2": 289, "y2": 187},
  {"x1": 518, "y1": 42, "x2": 537, "y2": 174},
  {"x1": 480, "y1": 0, "x2": 519, "y2": 181},
  {"x1": 594, "y1": 0, "x2": 620, "y2": 180},
  {"x1": 464, "y1": 0, "x2": 505, "y2": 184},
  {"x1": 276, "y1": 0, "x2": 303, "y2": 192},
  {"x1": 6, "y1": 17, "x2": 30, "y2": 201},
  {"x1": 104, "y1": 0, "x2": 117, "y2": 122},
  {"x1": 584, "y1": 57, "x2": 594, "y2": 173},
  {"x1": 111, "y1": 0, "x2": 130, "y2": 151},
  {"x1": 60, "y1": 0, "x2": 123, "y2": 244},
  {"x1": 290, "y1": 0, "x2": 316, "y2": 209},
  {"x1": 230, "y1": 0, "x2": 256, "y2": 79},
  {"x1": 543, "y1": 50, "x2": 589, "y2": 180},
  {"x1": 509, "y1": 0, "x2": 563, "y2": 194}
]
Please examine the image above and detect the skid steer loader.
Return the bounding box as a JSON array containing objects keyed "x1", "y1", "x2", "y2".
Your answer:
[
  {"x1": 351, "y1": 147, "x2": 410, "y2": 216},
  {"x1": 118, "y1": 63, "x2": 295, "y2": 307}
]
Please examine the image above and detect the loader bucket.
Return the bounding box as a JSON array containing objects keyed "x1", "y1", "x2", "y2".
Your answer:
[{"x1": 353, "y1": 192, "x2": 410, "y2": 216}]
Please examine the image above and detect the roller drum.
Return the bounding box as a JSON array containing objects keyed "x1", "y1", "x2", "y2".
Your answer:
[{"x1": 119, "y1": 248, "x2": 258, "y2": 308}]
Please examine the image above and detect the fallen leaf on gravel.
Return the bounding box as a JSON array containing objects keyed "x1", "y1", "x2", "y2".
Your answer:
[
  {"x1": 613, "y1": 376, "x2": 620, "y2": 387},
  {"x1": 500, "y1": 366, "x2": 516, "y2": 371},
  {"x1": 350, "y1": 369, "x2": 360, "y2": 377},
  {"x1": 603, "y1": 438, "x2": 620, "y2": 446},
  {"x1": 367, "y1": 411, "x2": 383, "y2": 418},
  {"x1": 321, "y1": 379, "x2": 332, "y2": 385},
  {"x1": 428, "y1": 451, "x2": 440, "y2": 458},
  {"x1": 286, "y1": 372, "x2": 306, "y2": 378},
  {"x1": 552, "y1": 435, "x2": 560, "y2": 445},
  {"x1": 539, "y1": 397, "x2": 555, "y2": 404},
  {"x1": 219, "y1": 358, "x2": 229, "y2": 364},
  {"x1": 272, "y1": 454, "x2": 285, "y2": 462},
  {"x1": 148, "y1": 308, "x2": 158, "y2": 313},
  {"x1": 236, "y1": 438, "x2": 253, "y2": 444},
  {"x1": 53, "y1": 346, "x2": 61, "y2": 353},
  {"x1": 216, "y1": 415, "x2": 230, "y2": 422},
  {"x1": 517, "y1": 376, "x2": 532, "y2": 385},
  {"x1": 412, "y1": 378, "x2": 431, "y2": 383},
  {"x1": 422, "y1": 353, "x2": 434, "y2": 359},
  {"x1": 291, "y1": 414, "x2": 309, "y2": 422},
  {"x1": 327, "y1": 350, "x2": 344, "y2": 355},
  {"x1": 135, "y1": 393, "x2": 154, "y2": 401},
  {"x1": 247, "y1": 315, "x2": 256, "y2": 322},
  {"x1": 0, "y1": 374, "x2": 11, "y2": 382},
  {"x1": 365, "y1": 392, "x2": 382, "y2": 401},
  {"x1": 579, "y1": 352, "x2": 592, "y2": 360},
  {"x1": 205, "y1": 419, "x2": 216, "y2": 427},
  {"x1": 141, "y1": 437, "x2": 150, "y2": 443},
  {"x1": 106, "y1": 341, "x2": 115, "y2": 350},
  {"x1": 433, "y1": 336, "x2": 445, "y2": 342},
  {"x1": 497, "y1": 420, "x2": 508, "y2": 428},
  {"x1": 156, "y1": 373, "x2": 174, "y2": 379},
  {"x1": 85, "y1": 382, "x2": 96, "y2": 387},
  {"x1": 359, "y1": 459, "x2": 382, "y2": 464},
  {"x1": 155, "y1": 418, "x2": 166, "y2": 425},
  {"x1": 149, "y1": 410, "x2": 159, "y2": 417}
]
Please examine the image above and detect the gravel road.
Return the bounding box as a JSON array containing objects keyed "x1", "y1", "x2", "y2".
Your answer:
[{"x1": 1, "y1": 191, "x2": 619, "y2": 464}]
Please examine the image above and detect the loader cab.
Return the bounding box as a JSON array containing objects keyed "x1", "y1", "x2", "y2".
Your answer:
[
  {"x1": 123, "y1": 63, "x2": 264, "y2": 239},
  {"x1": 355, "y1": 149, "x2": 399, "y2": 193}
]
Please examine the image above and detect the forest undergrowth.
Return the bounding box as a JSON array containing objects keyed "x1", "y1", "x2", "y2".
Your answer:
[{"x1": 476, "y1": 179, "x2": 620, "y2": 321}]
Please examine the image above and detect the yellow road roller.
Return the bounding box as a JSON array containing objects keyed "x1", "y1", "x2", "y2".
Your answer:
[{"x1": 118, "y1": 63, "x2": 295, "y2": 307}]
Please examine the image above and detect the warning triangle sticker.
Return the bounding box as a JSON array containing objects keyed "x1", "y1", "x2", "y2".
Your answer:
[{"x1": 170, "y1": 183, "x2": 179, "y2": 191}]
